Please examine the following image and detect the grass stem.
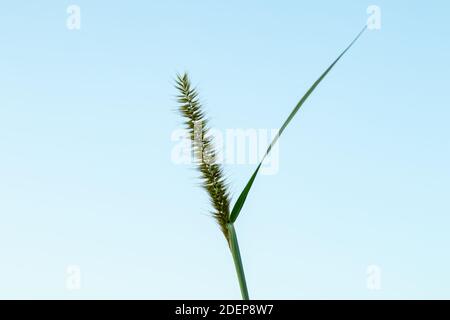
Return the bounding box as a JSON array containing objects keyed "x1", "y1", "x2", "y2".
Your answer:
[{"x1": 227, "y1": 223, "x2": 249, "y2": 300}]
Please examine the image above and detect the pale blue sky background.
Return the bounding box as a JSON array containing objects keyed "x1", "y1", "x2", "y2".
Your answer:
[{"x1": 0, "y1": 1, "x2": 449, "y2": 299}]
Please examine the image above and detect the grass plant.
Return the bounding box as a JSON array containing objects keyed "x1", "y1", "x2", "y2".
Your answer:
[{"x1": 175, "y1": 26, "x2": 366, "y2": 299}]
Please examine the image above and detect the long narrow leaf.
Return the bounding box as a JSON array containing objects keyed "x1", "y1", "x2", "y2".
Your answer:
[{"x1": 229, "y1": 26, "x2": 367, "y2": 223}]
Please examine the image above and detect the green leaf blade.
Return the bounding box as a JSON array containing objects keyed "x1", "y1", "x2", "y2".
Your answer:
[
  {"x1": 229, "y1": 164, "x2": 262, "y2": 223},
  {"x1": 229, "y1": 26, "x2": 367, "y2": 223}
]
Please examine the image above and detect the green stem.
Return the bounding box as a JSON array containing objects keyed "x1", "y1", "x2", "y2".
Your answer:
[{"x1": 227, "y1": 223, "x2": 249, "y2": 300}]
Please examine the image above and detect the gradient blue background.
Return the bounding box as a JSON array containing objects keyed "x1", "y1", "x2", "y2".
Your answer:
[{"x1": 1, "y1": 1, "x2": 449, "y2": 299}]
